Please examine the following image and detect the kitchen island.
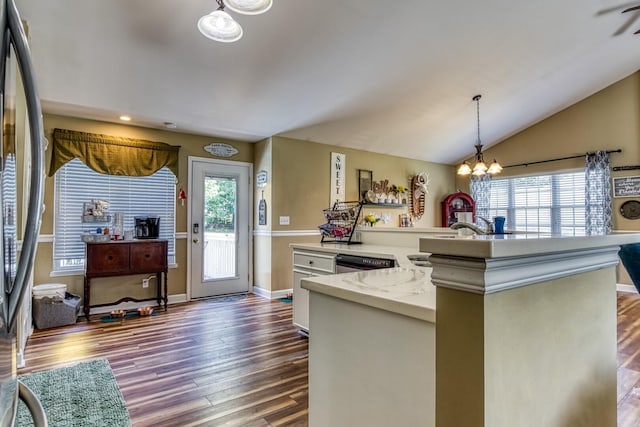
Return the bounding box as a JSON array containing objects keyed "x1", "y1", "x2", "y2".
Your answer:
[
  {"x1": 302, "y1": 232, "x2": 640, "y2": 427},
  {"x1": 302, "y1": 266, "x2": 436, "y2": 427}
]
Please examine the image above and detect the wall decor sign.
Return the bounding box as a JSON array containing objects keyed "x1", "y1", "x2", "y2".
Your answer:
[
  {"x1": 203, "y1": 143, "x2": 238, "y2": 158},
  {"x1": 258, "y1": 196, "x2": 267, "y2": 225},
  {"x1": 256, "y1": 170, "x2": 268, "y2": 188},
  {"x1": 613, "y1": 176, "x2": 640, "y2": 198},
  {"x1": 330, "y1": 152, "x2": 346, "y2": 205}
]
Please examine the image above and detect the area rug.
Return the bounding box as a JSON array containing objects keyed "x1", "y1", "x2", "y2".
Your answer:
[{"x1": 16, "y1": 359, "x2": 131, "y2": 427}]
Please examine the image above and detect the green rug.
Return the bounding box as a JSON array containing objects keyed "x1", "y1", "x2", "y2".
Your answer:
[{"x1": 16, "y1": 359, "x2": 131, "y2": 427}]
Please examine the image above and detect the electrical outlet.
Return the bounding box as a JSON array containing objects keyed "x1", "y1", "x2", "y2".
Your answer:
[
  {"x1": 279, "y1": 216, "x2": 290, "y2": 225},
  {"x1": 142, "y1": 279, "x2": 149, "y2": 288}
]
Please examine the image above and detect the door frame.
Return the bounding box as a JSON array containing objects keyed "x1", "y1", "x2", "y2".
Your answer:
[{"x1": 186, "y1": 156, "x2": 253, "y2": 300}]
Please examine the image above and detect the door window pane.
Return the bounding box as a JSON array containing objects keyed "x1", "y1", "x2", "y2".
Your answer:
[{"x1": 203, "y1": 176, "x2": 237, "y2": 280}]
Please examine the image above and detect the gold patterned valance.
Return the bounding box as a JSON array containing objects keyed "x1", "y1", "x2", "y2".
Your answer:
[{"x1": 48, "y1": 128, "x2": 180, "y2": 177}]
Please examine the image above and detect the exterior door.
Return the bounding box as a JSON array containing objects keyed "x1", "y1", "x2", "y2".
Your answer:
[{"x1": 189, "y1": 158, "x2": 251, "y2": 298}]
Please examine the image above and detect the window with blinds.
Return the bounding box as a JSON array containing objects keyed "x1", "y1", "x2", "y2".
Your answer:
[
  {"x1": 54, "y1": 159, "x2": 176, "y2": 272},
  {"x1": 478, "y1": 171, "x2": 586, "y2": 235}
]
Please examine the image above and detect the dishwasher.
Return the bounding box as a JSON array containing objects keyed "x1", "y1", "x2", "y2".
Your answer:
[{"x1": 335, "y1": 254, "x2": 395, "y2": 273}]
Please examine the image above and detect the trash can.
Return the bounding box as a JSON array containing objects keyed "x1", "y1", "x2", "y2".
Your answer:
[{"x1": 32, "y1": 284, "x2": 81, "y2": 329}]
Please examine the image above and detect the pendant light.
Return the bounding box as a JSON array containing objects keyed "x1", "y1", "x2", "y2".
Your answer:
[
  {"x1": 198, "y1": 0, "x2": 243, "y2": 43},
  {"x1": 224, "y1": 0, "x2": 273, "y2": 15},
  {"x1": 457, "y1": 95, "x2": 502, "y2": 176}
]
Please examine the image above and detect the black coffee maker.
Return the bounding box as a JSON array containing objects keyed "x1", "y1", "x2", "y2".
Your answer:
[{"x1": 134, "y1": 216, "x2": 160, "y2": 239}]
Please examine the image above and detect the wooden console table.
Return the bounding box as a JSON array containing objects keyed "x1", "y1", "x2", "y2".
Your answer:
[{"x1": 84, "y1": 239, "x2": 168, "y2": 321}]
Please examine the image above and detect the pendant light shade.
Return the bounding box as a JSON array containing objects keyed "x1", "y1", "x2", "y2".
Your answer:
[
  {"x1": 457, "y1": 162, "x2": 472, "y2": 176},
  {"x1": 457, "y1": 95, "x2": 502, "y2": 177},
  {"x1": 224, "y1": 0, "x2": 273, "y2": 15},
  {"x1": 198, "y1": 9, "x2": 243, "y2": 43}
]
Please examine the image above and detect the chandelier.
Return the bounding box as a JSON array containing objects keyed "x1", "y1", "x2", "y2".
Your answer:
[
  {"x1": 457, "y1": 95, "x2": 502, "y2": 176},
  {"x1": 198, "y1": 0, "x2": 272, "y2": 43}
]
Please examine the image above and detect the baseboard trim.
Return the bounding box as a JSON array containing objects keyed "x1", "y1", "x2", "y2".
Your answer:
[
  {"x1": 617, "y1": 284, "x2": 638, "y2": 293},
  {"x1": 252, "y1": 287, "x2": 293, "y2": 299},
  {"x1": 87, "y1": 293, "x2": 188, "y2": 315}
]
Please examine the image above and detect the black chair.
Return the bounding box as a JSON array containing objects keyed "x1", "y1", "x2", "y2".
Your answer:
[{"x1": 619, "y1": 243, "x2": 640, "y2": 293}]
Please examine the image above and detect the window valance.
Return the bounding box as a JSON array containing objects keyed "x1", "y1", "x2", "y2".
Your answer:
[{"x1": 48, "y1": 128, "x2": 180, "y2": 177}]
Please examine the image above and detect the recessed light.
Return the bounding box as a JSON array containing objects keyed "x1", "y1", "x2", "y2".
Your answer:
[
  {"x1": 164, "y1": 122, "x2": 177, "y2": 129},
  {"x1": 119, "y1": 115, "x2": 132, "y2": 122}
]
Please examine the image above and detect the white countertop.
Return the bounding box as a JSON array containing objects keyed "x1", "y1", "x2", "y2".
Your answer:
[
  {"x1": 419, "y1": 232, "x2": 640, "y2": 259},
  {"x1": 301, "y1": 267, "x2": 436, "y2": 323}
]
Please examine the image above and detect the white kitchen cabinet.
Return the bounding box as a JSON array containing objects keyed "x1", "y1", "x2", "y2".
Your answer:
[{"x1": 292, "y1": 250, "x2": 335, "y2": 333}]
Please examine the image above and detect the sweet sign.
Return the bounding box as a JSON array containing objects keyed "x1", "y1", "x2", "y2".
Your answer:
[{"x1": 330, "y1": 152, "x2": 346, "y2": 205}]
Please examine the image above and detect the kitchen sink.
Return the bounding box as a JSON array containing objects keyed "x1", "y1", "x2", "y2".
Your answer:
[{"x1": 406, "y1": 254, "x2": 431, "y2": 267}]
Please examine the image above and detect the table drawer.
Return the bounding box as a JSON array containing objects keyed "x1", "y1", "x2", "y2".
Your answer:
[
  {"x1": 293, "y1": 251, "x2": 335, "y2": 273},
  {"x1": 86, "y1": 244, "x2": 129, "y2": 275},
  {"x1": 130, "y1": 241, "x2": 167, "y2": 274}
]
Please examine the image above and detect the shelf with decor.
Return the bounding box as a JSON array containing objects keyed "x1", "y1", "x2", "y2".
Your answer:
[
  {"x1": 318, "y1": 201, "x2": 363, "y2": 244},
  {"x1": 362, "y1": 203, "x2": 407, "y2": 207}
]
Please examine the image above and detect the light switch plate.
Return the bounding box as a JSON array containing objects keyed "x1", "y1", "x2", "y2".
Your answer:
[{"x1": 279, "y1": 216, "x2": 290, "y2": 225}]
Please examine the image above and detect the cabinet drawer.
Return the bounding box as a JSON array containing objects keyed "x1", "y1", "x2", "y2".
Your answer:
[
  {"x1": 130, "y1": 242, "x2": 167, "y2": 274},
  {"x1": 86, "y1": 244, "x2": 129, "y2": 275},
  {"x1": 293, "y1": 251, "x2": 335, "y2": 273}
]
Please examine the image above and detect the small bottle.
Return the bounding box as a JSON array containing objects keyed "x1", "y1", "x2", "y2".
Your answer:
[{"x1": 103, "y1": 226, "x2": 110, "y2": 235}]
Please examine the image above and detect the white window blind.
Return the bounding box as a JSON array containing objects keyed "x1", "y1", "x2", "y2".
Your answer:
[
  {"x1": 478, "y1": 171, "x2": 586, "y2": 235},
  {"x1": 54, "y1": 159, "x2": 176, "y2": 272}
]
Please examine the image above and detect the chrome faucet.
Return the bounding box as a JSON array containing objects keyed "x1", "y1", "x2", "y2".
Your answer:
[
  {"x1": 477, "y1": 216, "x2": 494, "y2": 234},
  {"x1": 450, "y1": 216, "x2": 493, "y2": 235}
]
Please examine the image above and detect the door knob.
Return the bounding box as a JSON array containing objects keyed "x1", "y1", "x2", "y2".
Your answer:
[{"x1": 193, "y1": 238, "x2": 199, "y2": 244}]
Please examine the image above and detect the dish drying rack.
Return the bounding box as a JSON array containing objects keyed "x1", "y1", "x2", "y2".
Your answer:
[{"x1": 319, "y1": 201, "x2": 363, "y2": 244}]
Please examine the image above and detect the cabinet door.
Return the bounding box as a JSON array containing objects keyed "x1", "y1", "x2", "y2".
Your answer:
[
  {"x1": 293, "y1": 270, "x2": 312, "y2": 332},
  {"x1": 86, "y1": 243, "x2": 129, "y2": 275},
  {"x1": 130, "y1": 242, "x2": 167, "y2": 274}
]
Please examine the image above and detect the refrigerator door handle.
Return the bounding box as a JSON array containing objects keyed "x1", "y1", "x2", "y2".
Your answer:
[
  {"x1": 17, "y1": 380, "x2": 48, "y2": 426},
  {"x1": 5, "y1": 0, "x2": 45, "y2": 330}
]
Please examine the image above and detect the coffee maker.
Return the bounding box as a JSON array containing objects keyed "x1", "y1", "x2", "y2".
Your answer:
[{"x1": 134, "y1": 216, "x2": 160, "y2": 239}]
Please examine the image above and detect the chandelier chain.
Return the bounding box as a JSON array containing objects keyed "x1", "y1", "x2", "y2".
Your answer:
[{"x1": 474, "y1": 94, "x2": 481, "y2": 145}]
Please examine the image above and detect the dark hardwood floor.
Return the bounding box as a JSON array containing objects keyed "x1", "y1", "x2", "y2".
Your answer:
[
  {"x1": 617, "y1": 291, "x2": 640, "y2": 427},
  {"x1": 19, "y1": 295, "x2": 309, "y2": 427},
  {"x1": 18, "y1": 292, "x2": 640, "y2": 426}
]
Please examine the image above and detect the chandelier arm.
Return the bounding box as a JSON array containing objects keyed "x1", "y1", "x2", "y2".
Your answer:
[{"x1": 216, "y1": 0, "x2": 225, "y2": 10}]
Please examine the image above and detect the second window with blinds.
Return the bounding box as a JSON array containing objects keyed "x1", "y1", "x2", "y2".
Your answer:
[
  {"x1": 473, "y1": 171, "x2": 586, "y2": 236},
  {"x1": 53, "y1": 158, "x2": 176, "y2": 273}
]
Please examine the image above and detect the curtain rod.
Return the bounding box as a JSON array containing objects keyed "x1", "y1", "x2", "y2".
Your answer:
[{"x1": 502, "y1": 149, "x2": 622, "y2": 169}]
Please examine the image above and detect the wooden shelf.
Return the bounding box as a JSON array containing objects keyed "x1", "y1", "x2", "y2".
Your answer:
[{"x1": 363, "y1": 203, "x2": 408, "y2": 207}]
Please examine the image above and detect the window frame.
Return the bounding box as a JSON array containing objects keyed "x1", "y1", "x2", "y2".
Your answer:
[
  {"x1": 473, "y1": 169, "x2": 586, "y2": 236},
  {"x1": 52, "y1": 159, "x2": 177, "y2": 275}
]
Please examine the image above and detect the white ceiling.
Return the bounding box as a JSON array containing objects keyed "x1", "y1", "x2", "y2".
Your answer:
[{"x1": 14, "y1": 0, "x2": 640, "y2": 165}]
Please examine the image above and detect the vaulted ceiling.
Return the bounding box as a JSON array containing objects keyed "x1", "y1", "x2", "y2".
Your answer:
[{"x1": 14, "y1": 0, "x2": 640, "y2": 164}]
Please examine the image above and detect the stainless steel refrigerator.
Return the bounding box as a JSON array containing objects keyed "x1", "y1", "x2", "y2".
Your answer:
[{"x1": 0, "y1": 0, "x2": 46, "y2": 425}]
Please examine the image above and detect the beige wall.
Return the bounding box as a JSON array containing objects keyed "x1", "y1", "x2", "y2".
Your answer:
[
  {"x1": 454, "y1": 71, "x2": 640, "y2": 285},
  {"x1": 272, "y1": 136, "x2": 455, "y2": 230},
  {"x1": 253, "y1": 138, "x2": 273, "y2": 291},
  {"x1": 259, "y1": 136, "x2": 456, "y2": 292},
  {"x1": 456, "y1": 71, "x2": 640, "y2": 232},
  {"x1": 35, "y1": 114, "x2": 253, "y2": 303}
]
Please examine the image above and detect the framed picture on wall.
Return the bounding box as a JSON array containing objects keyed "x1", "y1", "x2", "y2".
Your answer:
[
  {"x1": 358, "y1": 169, "x2": 373, "y2": 200},
  {"x1": 613, "y1": 176, "x2": 640, "y2": 198}
]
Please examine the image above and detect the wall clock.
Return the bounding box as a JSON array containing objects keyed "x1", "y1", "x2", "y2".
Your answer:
[
  {"x1": 441, "y1": 191, "x2": 475, "y2": 227},
  {"x1": 620, "y1": 200, "x2": 640, "y2": 219}
]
